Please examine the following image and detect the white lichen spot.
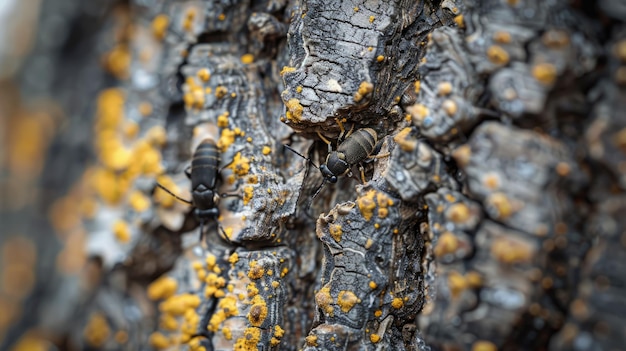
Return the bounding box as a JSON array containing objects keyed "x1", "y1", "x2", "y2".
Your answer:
[{"x1": 326, "y1": 79, "x2": 343, "y2": 92}]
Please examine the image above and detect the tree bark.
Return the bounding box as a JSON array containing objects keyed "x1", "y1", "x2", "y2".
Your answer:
[{"x1": 1, "y1": 0, "x2": 625, "y2": 350}]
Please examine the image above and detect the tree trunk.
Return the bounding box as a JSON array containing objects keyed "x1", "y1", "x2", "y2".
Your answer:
[{"x1": 1, "y1": 0, "x2": 625, "y2": 350}]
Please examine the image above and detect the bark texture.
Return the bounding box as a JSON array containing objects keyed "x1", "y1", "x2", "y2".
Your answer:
[{"x1": 1, "y1": 0, "x2": 625, "y2": 351}]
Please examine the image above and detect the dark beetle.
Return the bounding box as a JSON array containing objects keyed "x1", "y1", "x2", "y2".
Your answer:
[
  {"x1": 186, "y1": 139, "x2": 221, "y2": 221},
  {"x1": 284, "y1": 127, "x2": 380, "y2": 212},
  {"x1": 319, "y1": 127, "x2": 378, "y2": 183},
  {"x1": 157, "y1": 138, "x2": 228, "y2": 242}
]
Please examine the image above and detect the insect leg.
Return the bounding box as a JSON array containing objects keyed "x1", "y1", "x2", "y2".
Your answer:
[
  {"x1": 369, "y1": 152, "x2": 390, "y2": 159},
  {"x1": 316, "y1": 131, "x2": 332, "y2": 146},
  {"x1": 199, "y1": 220, "x2": 205, "y2": 243},
  {"x1": 305, "y1": 180, "x2": 326, "y2": 213},
  {"x1": 358, "y1": 164, "x2": 367, "y2": 184},
  {"x1": 343, "y1": 123, "x2": 356, "y2": 140},
  {"x1": 335, "y1": 117, "x2": 347, "y2": 138}
]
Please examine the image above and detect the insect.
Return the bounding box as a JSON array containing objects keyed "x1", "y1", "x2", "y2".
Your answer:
[
  {"x1": 285, "y1": 124, "x2": 382, "y2": 209},
  {"x1": 319, "y1": 127, "x2": 378, "y2": 183},
  {"x1": 156, "y1": 138, "x2": 231, "y2": 243}
]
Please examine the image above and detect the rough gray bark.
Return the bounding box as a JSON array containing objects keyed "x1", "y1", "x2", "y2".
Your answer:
[{"x1": 1, "y1": 0, "x2": 625, "y2": 351}]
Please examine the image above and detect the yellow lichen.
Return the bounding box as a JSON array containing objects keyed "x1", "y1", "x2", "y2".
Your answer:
[
  {"x1": 234, "y1": 327, "x2": 261, "y2": 350},
  {"x1": 217, "y1": 128, "x2": 236, "y2": 151},
  {"x1": 454, "y1": 14, "x2": 464, "y2": 27},
  {"x1": 129, "y1": 191, "x2": 150, "y2": 212},
  {"x1": 434, "y1": 232, "x2": 459, "y2": 257},
  {"x1": 241, "y1": 54, "x2": 255, "y2": 64},
  {"x1": 159, "y1": 314, "x2": 178, "y2": 331},
  {"x1": 472, "y1": 340, "x2": 497, "y2": 351},
  {"x1": 329, "y1": 224, "x2": 343, "y2": 242},
  {"x1": 357, "y1": 190, "x2": 377, "y2": 221},
  {"x1": 104, "y1": 45, "x2": 131, "y2": 79},
  {"x1": 376, "y1": 55, "x2": 385, "y2": 62},
  {"x1": 228, "y1": 152, "x2": 251, "y2": 176},
  {"x1": 305, "y1": 335, "x2": 318, "y2": 346},
  {"x1": 243, "y1": 186, "x2": 254, "y2": 205},
  {"x1": 228, "y1": 252, "x2": 239, "y2": 264},
  {"x1": 437, "y1": 82, "x2": 453, "y2": 96},
  {"x1": 159, "y1": 293, "x2": 201, "y2": 316},
  {"x1": 391, "y1": 297, "x2": 404, "y2": 309},
  {"x1": 216, "y1": 112, "x2": 230, "y2": 129},
  {"x1": 556, "y1": 162, "x2": 571, "y2": 176},
  {"x1": 197, "y1": 68, "x2": 211, "y2": 82},
  {"x1": 280, "y1": 66, "x2": 296, "y2": 76},
  {"x1": 466, "y1": 271, "x2": 483, "y2": 288},
  {"x1": 407, "y1": 103, "x2": 429, "y2": 124},
  {"x1": 487, "y1": 45, "x2": 510, "y2": 65},
  {"x1": 273, "y1": 325, "x2": 285, "y2": 339},
  {"x1": 491, "y1": 236, "x2": 533, "y2": 264},
  {"x1": 315, "y1": 287, "x2": 334, "y2": 315},
  {"x1": 394, "y1": 127, "x2": 417, "y2": 152},
  {"x1": 532, "y1": 63, "x2": 557, "y2": 85},
  {"x1": 376, "y1": 192, "x2": 393, "y2": 207},
  {"x1": 486, "y1": 192, "x2": 513, "y2": 219},
  {"x1": 207, "y1": 296, "x2": 239, "y2": 332},
  {"x1": 285, "y1": 98, "x2": 303, "y2": 122},
  {"x1": 113, "y1": 220, "x2": 131, "y2": 243},
  {"x1": 122, "y1": 121, "x2": 139, "y2": 139},
  {"x1": 378, "y1": 208, "x2": 388, "y2": 219},
  {"x1": 369, "y1": 281, "x2": 378, "y2": 289},
  {"x1": 248, "y1": 261, "x2": 265, "y2": 280},
  {"x1": 222, "y1": 326, "x2": 232, "y2": 340},
  {"x1": 452, "y1": 144, "x2": 471, "y2": 167},
  {"x1": 215, "y1": 86, "x2": 228, "y2": 99},
  {"x1": 115, "y1": 330, "x2": 128, "y2": 344},
  {"x1": 369, "y1": 15, "x2": 375, "y2": 23},
  {"x1": 149, "y1": 332, "x2": 170, "y2": 349},
  {"x1": 446, "y1": 203, "x2": 470, "y2": 223},
  {"x1": 370, "y1": 333, "x2": 381, "y2": 343},
  {"x1": 145, "y1": 125, "x2": 167, "y2": 146},
  {"x1": 354, "y1": 81, "x2": 374, "y2": 102},
  {"x1": 442, "y1": 99, "x2": 457, "y2": 116},
  {"x1": 147, "y1": 276, "x2": 178, "y2": 300},
  {"x1": 447, "y1": 271, "x2": 467, "y2": 299},
  {"x1": 483, "y1": 172, "x2": 500, "y2": 190},
  {"x1": 262, "y1": 146, "x2": 271, "y2": 155},
  {"x1": 247, "y1": 282, "x2": 259, "y2": 297},
  {"x1": 182, "y1": 9, "x2": 196, "y2": 32},
  {"x1": 493, "y1": 31, "x2": 511, "y2": 44},
  {"x1": 337, "y1": 291, "x2": 360, "y2": 312},
  {"x1": 248, "y1": 295, "x2": 268, "y2": 326},
  {"x1": 84, "y1": 313, "x2": 110, "y2": 348}
]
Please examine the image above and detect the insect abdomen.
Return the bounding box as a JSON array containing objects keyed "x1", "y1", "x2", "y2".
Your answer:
[
  {"x1": 191, "y1": 139, "x2": 220, "y2": 190},
  {"x1": 339, "y1": 128, "x2": 377, "y2": 164}
]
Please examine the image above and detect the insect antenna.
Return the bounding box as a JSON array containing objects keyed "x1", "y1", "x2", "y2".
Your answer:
[
  {"x1": 283, "y1": 144, "x2": 319, "y2": 170},
  {"x1": 156, "y1": 182, "x2": 193, "y2": 205},
  {"x1": 218, "y1": 224, "x2": 233, "y2": 244}
]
